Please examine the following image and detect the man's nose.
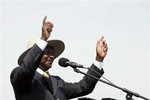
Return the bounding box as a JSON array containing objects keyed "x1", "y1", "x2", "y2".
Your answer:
[{"x1": 48, "y1": 55, "x2": 54, "y2": 60}]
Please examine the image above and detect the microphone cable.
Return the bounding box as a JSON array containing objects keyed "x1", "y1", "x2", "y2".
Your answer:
[{"x1": 82, "y1": 67, "x2": 116, "y2": 86}]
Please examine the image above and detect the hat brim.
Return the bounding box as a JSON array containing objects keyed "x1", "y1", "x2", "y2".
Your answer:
[{"x1": 18, "y1": 40, "x2": 65, "y2": 65}]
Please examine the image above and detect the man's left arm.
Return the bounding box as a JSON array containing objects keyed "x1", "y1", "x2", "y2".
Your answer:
[{"x1": 64, "y1": 36, "x2": 108, "y2": 99}]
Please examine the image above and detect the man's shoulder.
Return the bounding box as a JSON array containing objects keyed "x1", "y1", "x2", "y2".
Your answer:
[{"x1": 51, "y1": 75, "x2": 62, "y2": 80}]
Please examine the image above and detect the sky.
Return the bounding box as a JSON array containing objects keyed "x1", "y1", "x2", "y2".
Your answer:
[{"x1": 1, "y1": 0, "x2": 150, "y2": 100}]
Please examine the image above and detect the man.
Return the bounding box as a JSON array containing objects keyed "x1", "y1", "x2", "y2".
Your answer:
[{"x1": 10, "y1": 16, "x2": 108, "y2": 100}]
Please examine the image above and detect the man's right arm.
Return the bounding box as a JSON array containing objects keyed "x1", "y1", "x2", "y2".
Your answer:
[
  {"x1": 10, "y1": 16, "x2": 53, "y2": 91},
  {"x1": 10, "y1": 39, "x2": 47, "y2": 92}
]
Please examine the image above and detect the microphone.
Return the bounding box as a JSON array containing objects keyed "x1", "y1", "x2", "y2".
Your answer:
[{"x1": 58, "y1": 57, "x2": 84, "y2": 68}]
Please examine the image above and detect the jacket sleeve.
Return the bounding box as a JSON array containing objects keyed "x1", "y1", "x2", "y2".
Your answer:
[
  {"x1": 10, "y1": 44, "x2": 43, "y2": 93},
  {"x1": 64, "y1": 64, "x2": 104, "y2": 99}
]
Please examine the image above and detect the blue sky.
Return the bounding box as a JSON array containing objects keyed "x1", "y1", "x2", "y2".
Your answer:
[{"x1": 1, "y1": 0, "x2": 149, "y2": 100}]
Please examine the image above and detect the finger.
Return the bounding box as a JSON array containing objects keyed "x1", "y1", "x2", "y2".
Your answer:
[
  {"x1": 46, "y1": 21, "x2": 52, "y2": 24},
  {"x1": 103, "y1": 46, "x2": 108, "y2": 52},
  {"x1": 44, "y1": 26, "x2": 52, "y2": 32},
  {"x1": 102, "y1": 40, "x2": 106, "y2": 44},
  {"x1": 98, "y1": 36, "x2": 103, "y2": 42},
  {"x1": 105, "y1": 46, "x2": 108, "y2": 51},
  {"x1": 104, "y1": 43, "x2": 107, "y2": 48},
  {"x1": 100, "y1": 36, "x2": 104, "y2": 41},
  {"x1": 47, "y1": 29, "x2": 51, "y2": 33},
  {"x1": 47, "y1": 22, "x2": 53, "y2": 27},
  {"x1": 43, "y1": 16, "x2": 47, "y2": 25},
  {"x1": 97, "y1": 36, "x2": 105, "y2": 46}
]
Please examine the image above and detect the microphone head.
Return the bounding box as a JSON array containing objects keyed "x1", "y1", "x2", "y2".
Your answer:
[{"x1": 58, "y1": 57, "x2": 69, "y2": 67}]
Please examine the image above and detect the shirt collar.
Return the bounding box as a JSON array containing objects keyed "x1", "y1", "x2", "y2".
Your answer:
[{"x1": 36, "y1": 68, "x2": 49, "y2": 75}]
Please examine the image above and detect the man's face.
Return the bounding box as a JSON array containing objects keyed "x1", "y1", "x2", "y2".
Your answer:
[{"x1": 40, "y1": 46, "x2": 54, "y2": 70}]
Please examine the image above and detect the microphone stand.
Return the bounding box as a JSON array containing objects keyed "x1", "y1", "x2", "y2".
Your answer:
[{"x1": 73, "y1": 68, "x2": 150, "y2": 100}]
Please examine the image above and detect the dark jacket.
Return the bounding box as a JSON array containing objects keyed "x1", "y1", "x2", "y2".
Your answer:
[{"x1": 10, "y1": 44, "x2": 104, "y2": 100}]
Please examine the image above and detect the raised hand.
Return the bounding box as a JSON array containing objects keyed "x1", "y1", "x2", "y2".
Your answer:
[
  {"x1": 96, "y1": 36, "x2": 108, "y2": 62},
  {"x1": 41, "y1": 16, "x2": 53, "y2": 41}
]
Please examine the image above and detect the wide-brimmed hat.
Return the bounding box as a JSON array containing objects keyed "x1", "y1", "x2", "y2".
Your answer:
[{"x1": 18, "y1": 39, "x2": 65, "y2": 65}]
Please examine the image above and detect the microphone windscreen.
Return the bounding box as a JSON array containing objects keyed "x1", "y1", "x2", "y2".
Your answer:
[{"x1": 58, "y1": 57, "x2": 69, "y2": 67}]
